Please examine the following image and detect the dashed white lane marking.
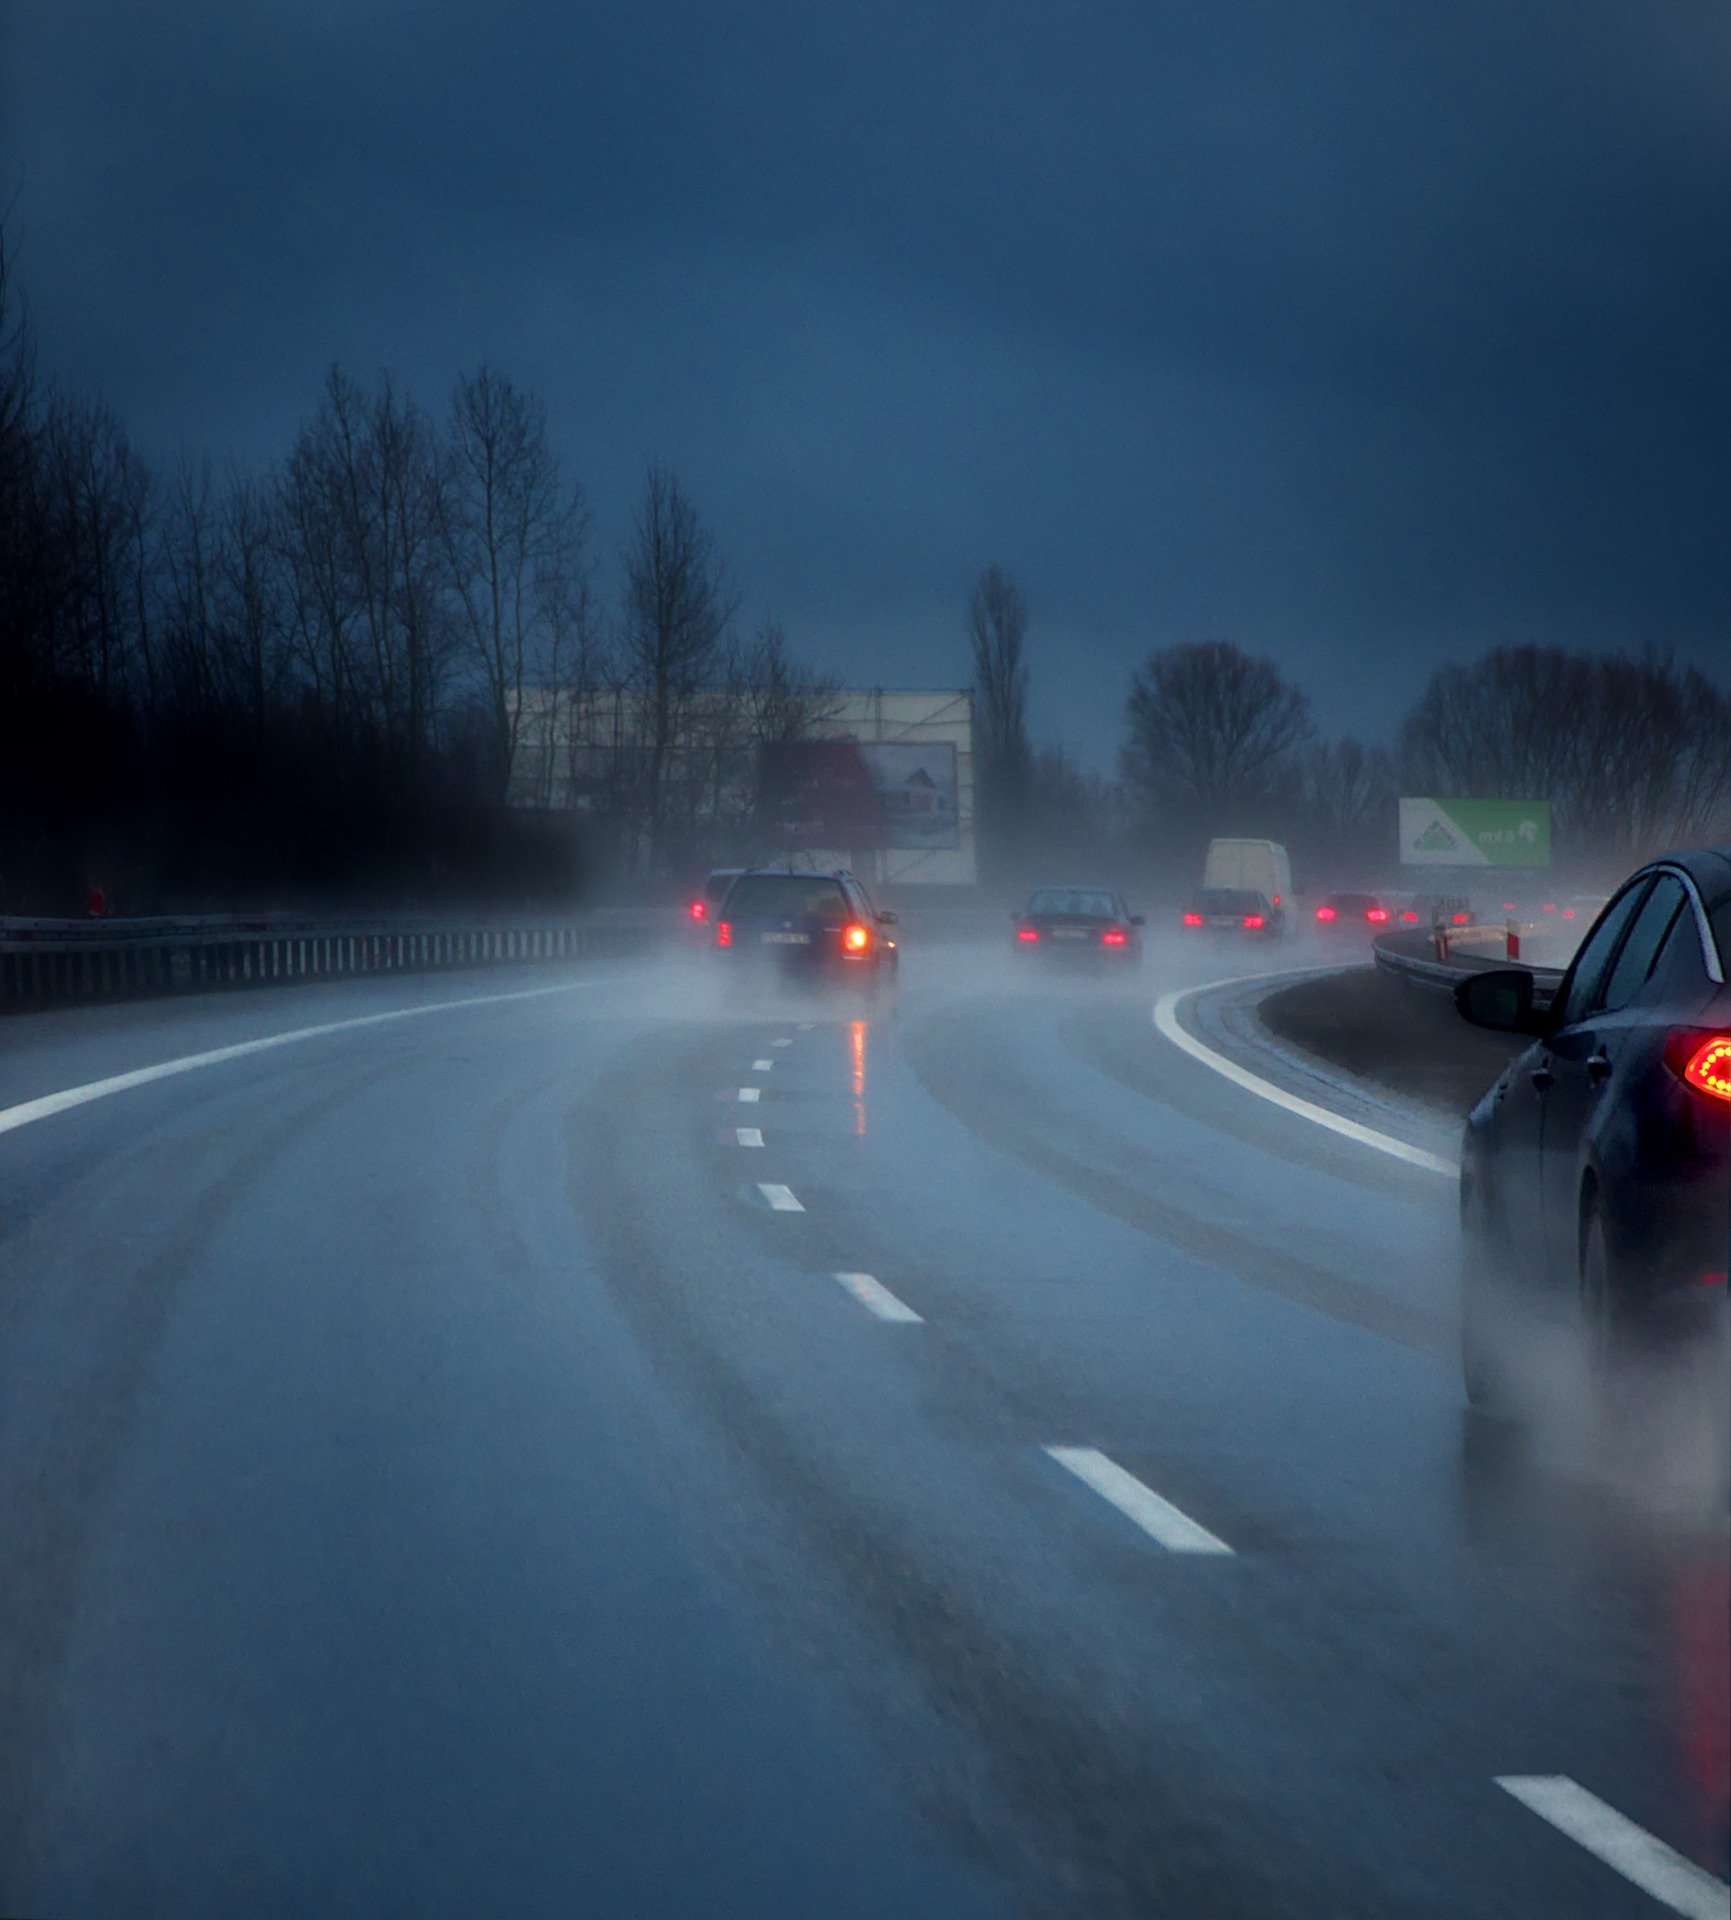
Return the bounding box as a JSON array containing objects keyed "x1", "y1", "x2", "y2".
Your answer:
[
  {"x1": 0, "y1": 975, "x2": 622, "y2": 1142},
  {"x1": 736, "y1": 1086, "x2": 761, "y2": 1103},
  {"x1": 734, "y1": 1127, "x2": 764, "y2": 1148},
  {"x1": 752, "y1": 1058, "x2": 774, "y2": 1072},
  {"x1": 1496, "y1": 1777, "x2": 1730, "y2": 1919},
  {"x1": 772, "y1": 1038, "x2": 793, "y2": 1048},
  {"x1": 797, "y1": 1021, "x2": 815, "y2": 1031},
  {"x1": 1152, "y1": 978, "x2": 1459, "y2": 1178},
  {"x1": 833, "y1": 1272, "x2": 923, "y2": 1323},
  {"x1": 758, "y1": 1183, "x2": 805, "y2": 1212},
  {"x1": 1045, "y1": 1446, "x2": 1233, "y2": 1555}
]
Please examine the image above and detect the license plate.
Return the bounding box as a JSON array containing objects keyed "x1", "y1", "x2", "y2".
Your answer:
[
  {"x1": 1051, "y1": 928, "x2": 1088, "y2": 940},
  {"x1": 761, "y1": 931, "x2": 810, "y2": 945}
]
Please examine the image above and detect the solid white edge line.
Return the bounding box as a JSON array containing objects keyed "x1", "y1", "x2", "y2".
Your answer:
[
  {"x1": 752, "y1": 1058, "x2": 774, "y2": 1071},
  {"x1": 1152, "y1": 976, "x2": 1459, "y2": 1178},
  {"x1": 0, "y1": 975, "x2": 620, "y2": 1142},
  {"x1": 833, "y1": 1271, "x2": 923, "y2": 1323},
  {"x1": 1496, "y1": 1776, "x2": 1730, "y2": 1920},
  {"x1": 758, "y1": 1182, "x2": 804, "y2": 1212},
  {"x1": 736, "y1": 1086, "x2": 761, "y2": 1102},
  {"x1": 1044, "y1": 1446, "x2": 1233, "y2": 1555},
  {"x1": 734, "y1": 1127, "x2": 764, "y2": 1148}
]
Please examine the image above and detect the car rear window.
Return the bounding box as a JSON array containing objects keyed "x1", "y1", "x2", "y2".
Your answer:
[
  {"x1": 721, "y1": 875, "x2": 850, "y2": 918},
  {"x1": 1028, "y1": 889, "x2": 1119, "y2": 917},
  {"x1": 1194, "y1": 889, "x2": 1263, "y2": 914},
  {"x1": 702, "y1": 871, "x2": 739, "y2": 903},
  {"x1": 1324, "y1": 893, "x2": 1380, "y2": 914}
]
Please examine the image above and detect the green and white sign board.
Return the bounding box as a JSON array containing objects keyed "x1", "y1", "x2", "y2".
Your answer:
[{"x1": 1399, "y1": 797, "x2": 1551, "y2": 867}]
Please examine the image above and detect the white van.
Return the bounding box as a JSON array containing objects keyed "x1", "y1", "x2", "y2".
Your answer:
[{"x1": 1202, "y1": 839, "x2": 1292, "y2": 915}]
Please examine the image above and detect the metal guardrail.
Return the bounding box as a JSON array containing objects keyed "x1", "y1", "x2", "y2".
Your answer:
[
  {"x1": 0, "y1": 908, "x2": 667, "y2": 1013},
  {"x1": 1373, "y1": 926, "x2": 1565, "y2": 1005}
]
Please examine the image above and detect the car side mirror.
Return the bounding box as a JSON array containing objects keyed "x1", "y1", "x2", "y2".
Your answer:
[
  {"x1": 1129, "y1": 914, "x2": 1146, "y2": 927},
  {"x1": 877, "y1": 910, "x2": 898, "y2": 926},
  {"x1": 1454, "y1": 968, "x2": 1547, "y2": 1035}
]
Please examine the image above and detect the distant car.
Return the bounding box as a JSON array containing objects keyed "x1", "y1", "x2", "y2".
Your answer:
[
  {"x1": 1313, "y1": 891, "x2": 1398, "y2": 934},
  {"x1": 713, "y1": 869, "x2": 897, "y2": 994},
  {"x1": 687, "y1": 868, "x2": 743, "y2": 935},
  {"x1": 1393, "y1": 892, "x2": 1473, "y2": 929},
  {"x1": 1455, "y1": 847, "x2": 1731, "y2": 1415},
  {"x1": 1202, "y1": 839, "x2": 1292, "y2": 918},
  {"x1": 1013, "y1": 886, "x2": 1145, "y2": 963},
  {"x1": 1180, "y1": 887, "x2": 1283, "y2": 937}
]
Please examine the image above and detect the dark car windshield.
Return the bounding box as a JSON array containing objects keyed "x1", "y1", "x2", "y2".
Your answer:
[
  {"x1": 721, "y1": 874, "x2": 851, "y2": 919},
  {"x1": 1027, "y1": 889, "x2": 1119, "y2": 918},
  {"x1": 1324, "y1": 893, "x2": 1383, "y2": 914},
  {"x1": 1194, "y1": 889, "x2": 1265, "y2": 915}
]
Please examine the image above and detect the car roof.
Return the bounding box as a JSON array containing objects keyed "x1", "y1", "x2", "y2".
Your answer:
[{"x1": 1645, "y1": 846, "x2": 1731, "y2": 908}]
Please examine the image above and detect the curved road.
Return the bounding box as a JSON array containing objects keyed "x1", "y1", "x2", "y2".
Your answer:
[{"x1": 1, "y1": 940, "x2": 1725, "y2": 1918}]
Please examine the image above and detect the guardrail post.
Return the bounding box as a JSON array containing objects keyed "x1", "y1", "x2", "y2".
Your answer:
[{"x1": 1507, "y1": 918, "x2": 1520, "y2": 962}]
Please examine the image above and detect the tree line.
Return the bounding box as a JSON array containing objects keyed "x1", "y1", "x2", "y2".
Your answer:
[{"x1": 969, "y1": 580, "x2": 1731, "y2": 891}]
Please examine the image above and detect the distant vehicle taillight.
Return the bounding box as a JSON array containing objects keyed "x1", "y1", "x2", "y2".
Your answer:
[
  {"x1": 1016, "y1": 926, "x2": 1040, "y2": 943},
  {"x1": 1242, "y1": 914, "x2": 1265, "y2": 930},
  {"x1": 1674, "y1": 1034, "x2": 1731, "y2": 1103},
  {"x1": 842, "y1": 923, "x2": 872, "y2": 954},
  {"x1": 690, "y1": 899, "x2": 709, "y2": 921},
  {"x1": 1272, "y1": 894, "x2": 1281, "y2": 905},
  {"x1": 1451, "y1": 911, "x2": 1469, "y2": 925},
  {"x1": 1315, "y1": 906, "x2": 1336, "y2": 922},
  {"x1": 1401, "y1": 910, "x2": 1420, "y2": 923},
  {"x1": 1561, "y1": 908, "x2": 1576, "y2": 920},
  {"x1": 1101, "y1": 927, "x2": 1128, "y2": 946},
  {"x1": 1366, "y1": 908, "x2": 1389, "y2": 924},
  {"x1": 1541, "y1": 903, "x2": 1557, "y2": 913},
  {"x1": 1181, "y1": 913, "x2": 1203, "y2": 927},
  {"x1": 716, "y1": 921, "x2": 732, "y2": 948},
  {"x1": 1501, "y1": 901, "x2": 1516, "y2": 913}
]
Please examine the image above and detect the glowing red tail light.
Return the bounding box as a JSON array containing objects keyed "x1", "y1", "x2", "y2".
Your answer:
[
  {"x1": 1101, "y1": 927, "x2": 1128, "y2": 946},
  {"x1": 1315, "y1": 906, "x2": 1336, "y2": 922},
  {"x1": 1401, "y1": 910, "x2": 1420, "y2": 923},
  {"x1": 1242, "y1": 914, "x2": 1265, "y2": 929},
  {"x1": 1502, "y1": 902, "x2": 1516, "y2": 913},
  {"x1": 1451, "y1": 911, "x2": 1469, "y2": 926},
  {"x1": 1678, "y1": 1035, "x2": 1731, "y2": 1103},
  {"x1": 842, "y1": 922, "x2": 872, "y2": 955},
  {"x1": 1016, "y1": 926, "x2": 1040, "y2": 943},
  {"x1": 1366, "y1": 908, "x2": 1389, "y2": 924},
  {"x1": 689, "y1": 899, "x2": 707, "y2": 921},
  {"x1": 1181, "y1": 912, "x2": 1204, "y2": 927},
  {"x1": 716, "y1": 921, "x2": 732, "y2": 948},
  {"x1": 1271, "y1": 894, "x2": 1281, "y2": 906},
  {"x1": 1541, "y1": 903, "x2": 1557, "y2": 913}
]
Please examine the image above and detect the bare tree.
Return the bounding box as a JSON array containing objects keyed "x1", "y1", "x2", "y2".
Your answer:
[
  {"x1": 968, "y1": 565, "x2": 1033, "y2": 873},
  {"x1": 1121, "y1": 638, "x2": 1312, "y2": 822},
  {"x1": 441, "y1": 365, "x2": 592, "y2": 798},
  {"x1": 619, "y1": 463, "x2": 736, "y2": 868}
]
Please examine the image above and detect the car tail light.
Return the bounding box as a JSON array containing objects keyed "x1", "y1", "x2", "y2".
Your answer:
[
  {"x1": 1401, "y1": 910, "x2": 1420, "y2": 923},
  {"x1": 1675, "y1": 1034, "x2": 1731, "y2": 1103},
  {"x1": 716, "y1": 921, "x2": 732, "y2": 948},
  {"x1": 1502, "y1": 901, "x2": 1516, "y2": 913},
  {"x1": 689, "y1": 899, "x2": 707, "y2": 921},
  {"x1": 1016, "y1": 926, "x2": 1040, "y2": 943},
  {"x1": 1271, "y1": 894, "x2": 1281, "y2": 906},
  {"x1": 1101, "y1": 927, "x2": 1128, "y2": 946},
  {"x1": 1242, "y1": 914, "x2": 1265, "y2": 929},
  {"x1": 1315, "y1": 906, "x2": 1336, "y2": 922},
  {"x1": 1541, "y1": 903, "x2": 1557, "y2": 914},
  {"x1": 1562, "y1": 908, "x2": 1576, "y2": 920},
  {"x1": 1181, "y1": 913, "x2": 1203, "y2": 928},
  {"x1": 842, "y1": 922, "x2": 872, "y2": 955},
  {"x1": 1366, "y1": 908, "x2": 1389, "y2": 924},
  {"x1": 1451, "y1": 911, "x2": 1469, "y2": 926}
]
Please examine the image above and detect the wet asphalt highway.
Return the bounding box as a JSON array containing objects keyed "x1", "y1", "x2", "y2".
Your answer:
[{"x1": 0, "y1": 940, "x2": 1726, "y2": 1919}]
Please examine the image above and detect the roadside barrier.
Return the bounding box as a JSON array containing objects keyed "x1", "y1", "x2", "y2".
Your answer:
[
  {"x1": 1374, "y1": 925, "x2": 1565, "y2": 1006},
  {"x1": 0, "y1": 909, "x2": 666, "y2": 1014}
]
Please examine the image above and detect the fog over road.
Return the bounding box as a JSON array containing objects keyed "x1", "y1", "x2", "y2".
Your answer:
[{"x1": 1, "y1": 942, "x2": 1725, "y2": 1919}]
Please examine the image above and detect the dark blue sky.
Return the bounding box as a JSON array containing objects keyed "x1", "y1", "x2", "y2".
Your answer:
[{"x1": 3, "y1": 1, "x2": 1727, "y2": 763}]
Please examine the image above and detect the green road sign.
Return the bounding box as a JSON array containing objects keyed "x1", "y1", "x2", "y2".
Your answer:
[{"x1": 1398, "y1": 797, "x2": 1551, "y2": 867}]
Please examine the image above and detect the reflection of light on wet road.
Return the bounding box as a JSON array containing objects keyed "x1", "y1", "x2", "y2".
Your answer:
[
  {"x1": 851, "y1": 1018, "x2": 868, "y2": 1136},
  {"x1": 1672, "y1": 1559, "x2": 1731, "y2": 1878}
]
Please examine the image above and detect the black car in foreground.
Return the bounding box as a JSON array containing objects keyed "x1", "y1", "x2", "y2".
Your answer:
[
  {"x1": 1455, "y1": 847, "x2": 1730, "y2": 1416},
  {"x1": 1181, "y1": 887, "x2": 1283, "y2": 938},
  {"x1": 713, "y1": 869, "x2": 898, "y2": 994},
  {"x1": 1012, "y1": 887, "x2": 1145, "y2": 964}
]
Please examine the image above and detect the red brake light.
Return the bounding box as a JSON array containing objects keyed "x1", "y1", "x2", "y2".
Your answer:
[
  {"x1": 1271, "y1": 894, "x2": 1281, "y2": 906},
  {"x1": 1101, "y1": 927, "x2": 1128, "y2": 946},
  {"x1": 1315, "y1": 906, "x2": 1336, "y2": 922},
  {"x1": 1541, "y1": 903, "x2": 1557, "y2": 913},
  {"x1": 1242, "y1": 914, "x2": 1265, "y2": 930},
  {"x1": 1401, "y1": 910, "x2": 1420, "y2": 923},
  {"x1": 1366, "y1": 908, "x2": 1389, "y2": 924},
  {"x1": 716, "y1": 920, "x2": 732, "y2": 948},
  {"x1": 1561, "y1": 908, "x2": 1576, "y2": 920},
  {"x1": 842, "y1": 922, "x2": 872, "y2": 955},
  {"x1": 1181, "y1": 913, "x2": 1204, "y2": 927},
  {"x1": 690, "y1": 899, "x2": 707, "y2": 921},
  {"x1": 1451, "y1": 911, "x2": 1469, "y2": 926},
  {"x1": 1502, "y1": 902, "x2": 1516, "y2": 913},
  {"x1": 1679, "y1": 1035, "x2": 1731, "y2": 1103}
]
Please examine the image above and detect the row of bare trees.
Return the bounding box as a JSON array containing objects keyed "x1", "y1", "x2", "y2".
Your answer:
[{"x1": 0, "y1": 225, "x2": 835, "y2": 909}]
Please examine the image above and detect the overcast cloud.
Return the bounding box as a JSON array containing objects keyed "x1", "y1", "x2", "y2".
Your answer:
[{"x1": 3, "y1": 0, "x2": 1726, "y2": 761}]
